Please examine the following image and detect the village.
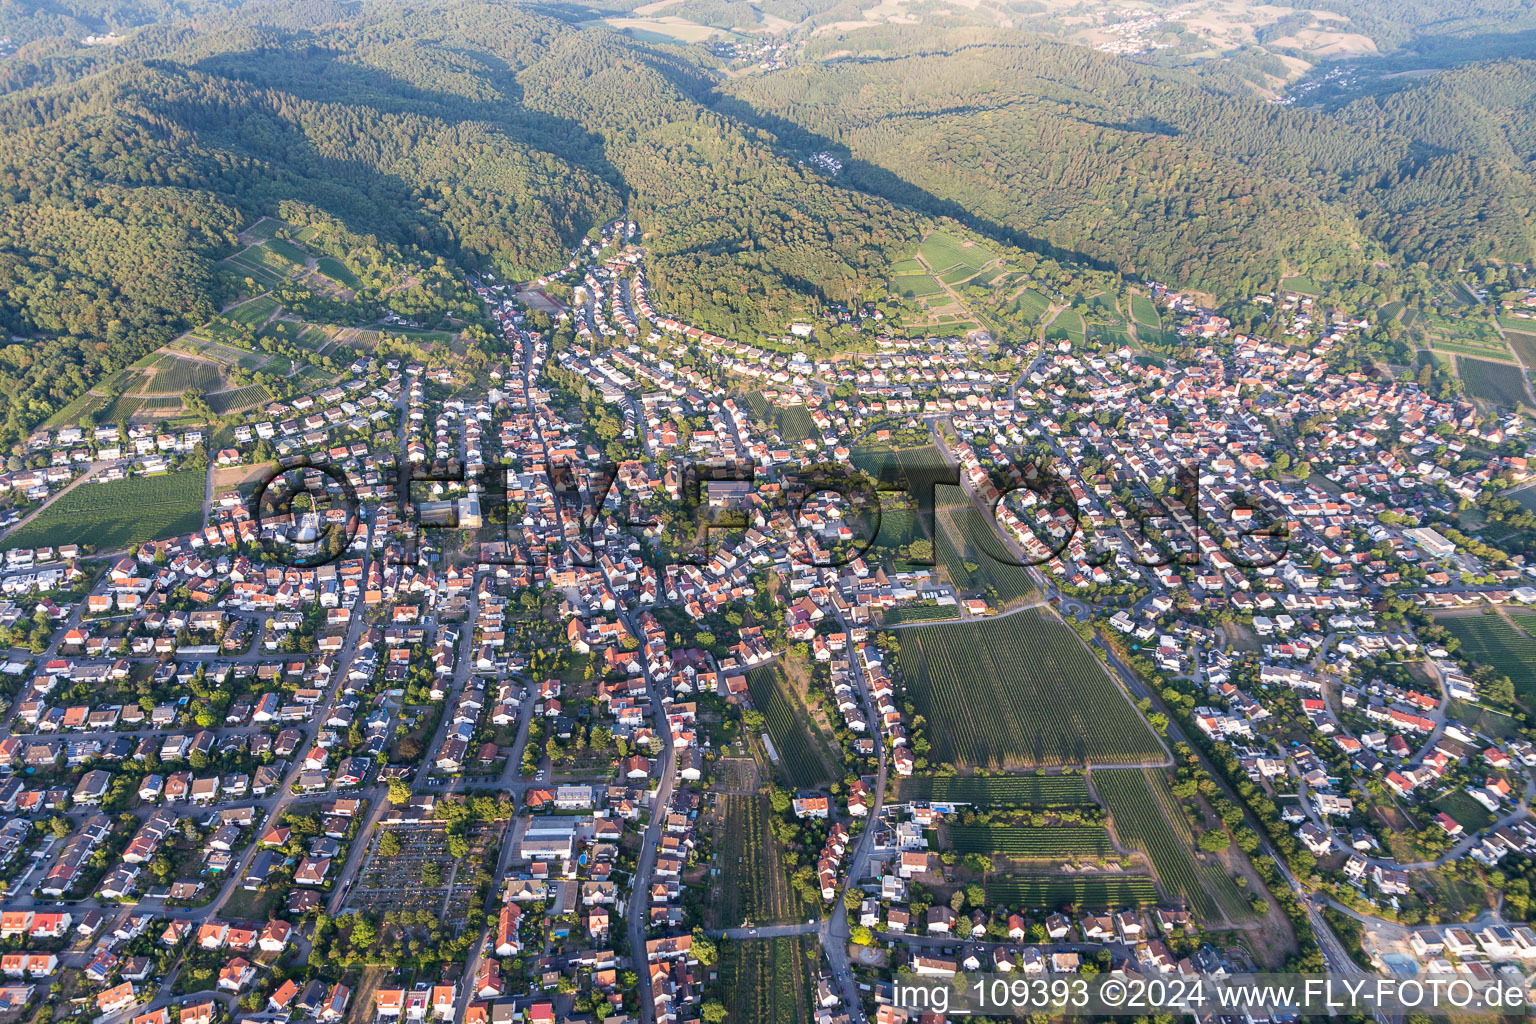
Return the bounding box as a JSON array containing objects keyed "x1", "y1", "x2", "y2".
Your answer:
[{"x1": 0, "y1": 216, "x2": 1531, "y2": 1024}]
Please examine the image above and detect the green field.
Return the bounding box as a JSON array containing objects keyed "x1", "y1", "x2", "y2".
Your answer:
[
  {"x1": 1458, "y1": 355, "x2": 1530, "y2": 407},
  {"x1": 987, "y1": 874, "x2": 1158, "y2": 908},
  {"x1": 883, "y1": 603, "x2": 961, "y2": 625},
  {"x1": 1093, "y1": 768, "x2": 1251, "y2": 923},
  {"x1": 948, "y1": 824, "x2": 1113, "y2": 859},
  {"x1": 746, "y1": 665, "x2": 834, "y2": 789},
  {"x1": 1441, "y1": 613, "x2": 1536, "y2": 707},
  {"x1": 892, "y1": 274, "x2": 944, "y2": 299},
  {"x1": 4, "y1": 470, "x2": 205, "y2": 551},
  {"x1": 315, "y1": 256, "x2": 362, "y2": 290},
  {"x1": 1378, "y1": 300, "x2": 1406, "y2": 323},
  {"x1": 939, "y1": 264, "x2": 979, "y2": 286},
  {"x1": 207, "y1": 384, "x2": 272, "y2": 415},
  {"x1": 1046, "y1": 309, "x2": 1085, "y2": 342},
  {"x1": 713, "y1": 794, "x2": 809, "y2": 926},
  {"x1": 918, "y1": 231, "x2": 992, "y2": 274},
  {"x1": 227, "y1": 295, "x2": 281, "y2": 327},
  {"x1": 888, "y1": 259, "x2": 927, "y2": 276},
  {"x1": 893, "y1": 613, "x2": 1164, "y2": 769},
  {"x1": 1130, "y1": 294, "x2": 1160, "y2": 329},
  {"x1": 776, "y1": 405, "x2": 815, "y2": 443},
  {"x1": 1280, "y1": 275, "x2": 1320, "y2": 295},
  {"x1": 936, "y1": 506, "x2": 1037, "y2": 606},
  {"x1": 897, "y1": 773, "x2": 1093, "y2": 806},
  {"x1": 1430, "y1": 790, "x2": 1496, "y2": 834},
  {"x1": 1504, "y1": 330, "x2": 1536, "y2": 366},
  {"x1": 1011, "y1": 289, "x2": 1051, "y2": 322},
  {"x1": 719, "y1": 936, "x2": 818, "y2": 1024},
  {"x1": 137, "y1": 354, "x2": 222, "y2": 395}
]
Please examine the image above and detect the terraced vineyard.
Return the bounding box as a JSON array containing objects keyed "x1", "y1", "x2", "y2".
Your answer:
[
  {"x1": 1093, "y1": 769, "x2": 1251, "y2": 923},
  {"x1": 948, "y1": 824, "x2": 1113, "y2": 858},
  {"x1": 746, "y1": 665, "x2": 833, "y2": 789},
  {"x1": 987, "y1": 874, "x2": 1158, "y2": 908},
  {"x1": 713, "y1": 795, "x2": 805, "y2": 926},
  {"x1": 721, "y1": 936, "x2": 819, "y2": 1024},
  {"x1": 898, "y1": 774, "x2": 1092, "y2": 807},
  {"x1": 895, "y1": 614, "x2": 1163, "y2": 768}
]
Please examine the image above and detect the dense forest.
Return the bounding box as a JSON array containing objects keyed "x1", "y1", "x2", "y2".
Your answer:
[
  {"x1": 0, "y1": 0, "x2": 1533, "y2": 450},
  {"x1": 733, "y1": 28, "x2": 1536, "y2": 296}
]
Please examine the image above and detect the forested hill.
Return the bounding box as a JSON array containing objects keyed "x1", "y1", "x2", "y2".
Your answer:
[
  {"x1": 728, "y1": 28, "x2": 1536, "y2": 297},
  {"x1": 0, "y1": 1, "x2": 919, "y2": 448}
]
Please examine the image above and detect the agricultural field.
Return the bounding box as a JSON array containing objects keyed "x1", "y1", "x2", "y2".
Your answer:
[
  {"x1": 1504, "y1": 329, "x2": 1536, "y2": 367},
  {"x1": 227, "y1": 294, "x2": 281, "y2": 328},
  {"x1": 1010, "y1": 288, "x2": 1051, "y2": 322},
  {"x1": 207, "y1": 384, "x2": 273, "y2": 415},
  {"x1": 891, "y1": 274, "x2": 943, "y2": 299},
  {"x1": 1045, "y1": 308, "x2": 1086, "y2": 344},
  {"x1": 1459, "y1": 355, "x2": 1530, "y2": 407},
  {"x1": 936, "y1": 507, "x2": 1037, "y2": 605},
  {"x1": 882, "y1": 603, "x2": 961, "y2": 625},
  {"x1": 1130, "y1": 294, "x2": 1160, "y2": 329},
  {"x1": 918, "y1": 231, "x2": 993, "y2": 275},
  {"x1": 718, "y1": 936, "x2": 818, "y2": 1024},
  {"x1": 710, "y1": 794, "x2": 808, "y2": 927},
  {"x1": 897, "y1": 773, "x2": 1093, "y2": 807},
  {"x1": 316, "y1": 256, "x2": 362, "y2": 290},
  {"x1": 893, "y1": 613, "x2": 1164, "y2": 769},
  {"x1": 947, "y1": 824, "x2": 1114, "y2": 859},
  {"x1": 987, "y1": 874, "x2": 1158, "y2": 909},
  {"x1": 4, "y1": 470, "x2": 205, "y2": 551},
  {"x1": 777, "y1": 405, "x2": 815, "y2": 443},
  {"x1": 1093, "y1": 768, "x2": 1251, "y2": 923},
  {"x1": 134, "y1": 354, "x2": 223, "y2": 395},
  {"x1": 1440, "y1": 613, "x2": 1536, "y2": 707},
  {"x1": 746, "y1": 664, "x2": 834, "y2": 789}
]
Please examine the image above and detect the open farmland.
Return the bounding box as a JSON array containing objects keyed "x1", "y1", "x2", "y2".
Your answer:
[
  {"x1": 4, "y1": 470, "x2": 205, "y2": 551},
  {"x1": 897, "y1": 774, "x2": 1092, "y2": 807},
  {"x1": 1093, "y1": 768, "x2": 1251, "y2": 923},
  {"x1": 1440, "y1": 613, "x2": 1536, "y2": 707},
  {"x1": 987, "y1": 874, "x2": 1158, "y2": 908},
  {"x1": 1130, "y1": 294, "x2": 1160, "y2": 329},
  {"x1": 746, "y1": 664, "x2": 834, "y2": 788},
  {"x1": 947, "y1": 824, "x2": 1113, "y2": 859},
  {"x1": 720, "y1": 936, "x2": 818, "y2": 1024},
  {"x1": 893, "y1": 613, "x2": 1164, "y2": 768}
]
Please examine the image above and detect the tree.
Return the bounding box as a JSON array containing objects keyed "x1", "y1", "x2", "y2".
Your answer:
[
  {"x1": 1197, "y1": 829, "x2": 1231, "y2": 853},
  {"x1": 378, "y1": 832, "x2": 402, "y2": 857},
  {"x1": 388, "y1": 778, "x2": 412, "y2": 805},
  {"x1": 690, "y1": 929, "x2": 718, "y2": 966},
  {"x1": 850, "y1": 924, "x2": 874, "y2": 945},
  {"x1": 701, "y1": 1002, "x2": 728, "y2": 1024}
]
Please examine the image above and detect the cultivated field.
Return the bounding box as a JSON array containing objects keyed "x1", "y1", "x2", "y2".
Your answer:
[
  {"x1": 720, "y1": 936, "x2": 819, "y2": 1024},
  {"x1": 5, "y1": 470, "x2": 205, "y2": 551},
  {"x1": 710, "y1": 794, "x2": 807, "y2": 927},
  {"x1": 1130, "y1": 294, "x2": 1160, "y2": 329},
  {"x1": 1459, "y1": 355, "x2": 1529, "y2": 407},
  {"x1": 947, "y1": 824, "x2": 1113, "y2": 859},
  {"x1": 897, "y1": 774, "x2": 1092, "y2": 807},
  {"x1": 1441, "y1": 613, "x2": 1536, "y2": 707},
  {"x1": 987, "y1": 874, "x2": 1158, "y2": 909},
  {"x1": 746, "y1": 664, "x2": 834, "y2": 788},
  {"x1": 894, "y1": 613, "x2": 1164, "y2": 768},
  {"x1": 936, "y1": 506, "x2": 1037, "y2": 605},
  {"x1": 1093, "y1": 768, "x2": 1250, "y2": 923}
]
